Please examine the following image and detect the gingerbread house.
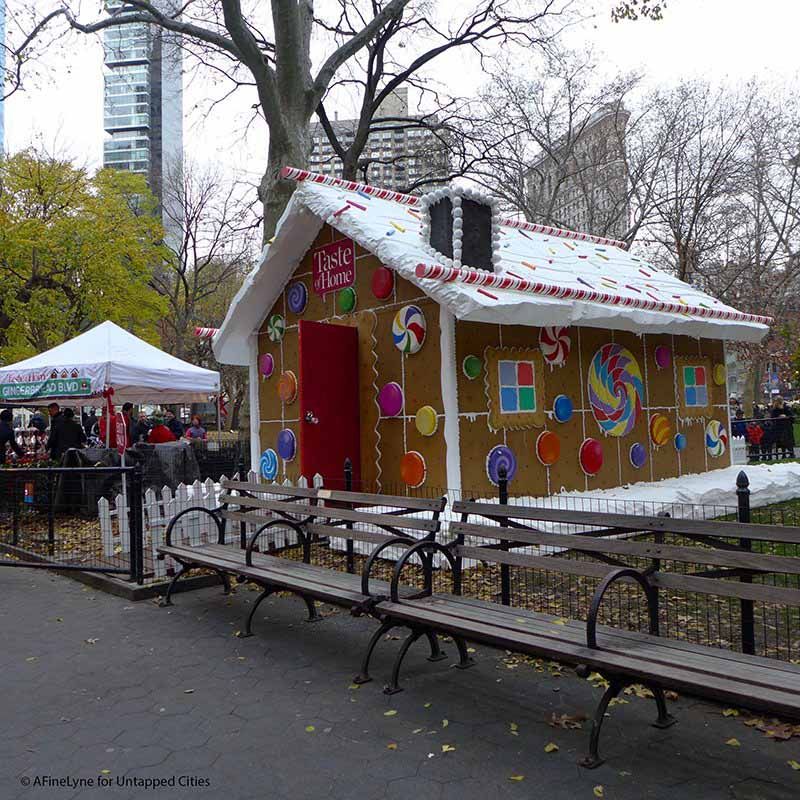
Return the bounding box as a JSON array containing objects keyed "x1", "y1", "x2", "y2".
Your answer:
[{"x1": 213, "y1": 168, "x2": 770, "y2": 496}]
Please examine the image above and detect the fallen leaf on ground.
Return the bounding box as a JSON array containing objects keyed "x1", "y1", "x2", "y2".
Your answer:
[
  {"x1": 723, "y1": 708, "x2": 739, "y2": 717},
  {"x1": 549, "y1": 712, "x2": 586, "y2": 730},
  {"x1": 788, "y1": 760, "x2": 800, "y2": 771},
  {"x1": 441, "y1": 744, "x2": 456, "y2": 753},
  {"x1": 183, "y1": 689, "x2": 194, "y2": 694},
  {"x1": 544, "y1": 742, "x2": 559, "y2": 753},
  {"x1": 387, "y1": 743, "x2": 397, "y2": 750},
  {"x1": 305, "y1": 725, "x2": 315, "y2": 732},
  {"x1": 508, "y1": 775, "x2": 525, "y2": 781},
  {"x1": 442, "y1": 719, "x2": 449, "y2": 728},
  {"x1": 593, "y1": 786, "x2": 604, "y2": 798},
  {"x1": 726, "y1": 738, "x2": 740, "y2": 747},
  {"x1": 384, "y1": 710, "x2": 397, "y2": 717},
  {"x1": 424, "y1": 703, "x2": 432, "y2": 708}
]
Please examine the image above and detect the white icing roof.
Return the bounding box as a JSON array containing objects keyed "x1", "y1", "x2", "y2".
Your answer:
[{"x1": 214, "y1": 170, "x2": 769, "y2": 366}]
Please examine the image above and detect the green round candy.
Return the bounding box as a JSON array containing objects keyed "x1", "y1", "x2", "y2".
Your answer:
[
  {"x1": 462, "y1": 354, "x2": 482, "y2": 380},
  {"x1": 337, "y1": 287, "x2": 357, "y2": 314}
]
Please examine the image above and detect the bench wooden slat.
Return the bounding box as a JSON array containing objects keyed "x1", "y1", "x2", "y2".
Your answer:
[
  {"x1": 374, "y1": 599, "x2": 800, "y2": 718},
  {"x1": 419, "y1": 596, "x2": 800, "y2": 693},
  {"x1": 316, "y1": 488, "x2": 446, "y2": 512},
  {"x1": 219, "y1": 494, "x2": 439, "y2": 532},
  {"x1": 222, "y1": 480, "x2": 319, "y2": 499},
  {"x1": 306, "y1": 523, "x2": 416, "y2": 547},
  {"x1": 456, "y1": 543, "x2": 800, "y2": 604},
  {"x1": 453, "y1": 522, "x2": 800, "y2": 575},
  {"x1": 452, "y1": 500, "x2": 800, "y2": 546}
]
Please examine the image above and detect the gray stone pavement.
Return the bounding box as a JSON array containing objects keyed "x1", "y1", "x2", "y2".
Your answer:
[{"x1": 1, "y1": 568, "x2": 799, "y2": 800}]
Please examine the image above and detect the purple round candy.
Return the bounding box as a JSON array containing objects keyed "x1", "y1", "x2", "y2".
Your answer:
[
  {"x1": 654, "y1": 345, "x2": 671, "y2": 370},
  {"x1": 377, "y1": 382, "x2": 404, "y2": 417},
  {"x1": 276, "y1": 428, "x2": 296, "y2": 462},
  {"x1": 259, "y1": 353, "x2": 274, "y2": 379},
  {"x1": 629, "y1": 442, "x2": 647, "y2": 469},
  {"x1": 486, "y1": 445, "x2": 517, "y2": 486},
  {"x1": 286, "y1": 281, "x2": 308, "y2": 314}
]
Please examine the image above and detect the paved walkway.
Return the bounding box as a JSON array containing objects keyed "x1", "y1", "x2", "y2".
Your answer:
[{"x1": 1, "y1": 568, "x2": 799, "y2": 800}]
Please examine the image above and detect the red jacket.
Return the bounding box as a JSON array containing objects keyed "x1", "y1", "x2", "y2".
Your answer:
[{"x1": 147, "y1": 424, "x2": 177, "y2": 444}]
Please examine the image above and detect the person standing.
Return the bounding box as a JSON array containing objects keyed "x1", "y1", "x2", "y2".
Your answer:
[
  {"x1": 121, "y1": 402, "x2": 135, "y2": 448},
  {"x1": 0, "y1": 409, "x2": 24, "y2": 465},
  {"x1": 165, "y1": 409, "x2": 184, "y2": 439},
  {"x1": 30, "y1": 409, "x2": 47, "y2": 433},
  {"x1": 770, "y1": 394, "x2": 795, "y2": 458},
  {"x1": 131, "y1": 412, "x2": 151, "y2": 444},
  {"x1": 184, "y1": 415, "x2": 207, "y2": 441},
  {"x1": 147, "y1": 416, "x2": 177, "y2": 444},
  {"x1": 47, "y1": 407, "x2": 86, "y2": 461}
]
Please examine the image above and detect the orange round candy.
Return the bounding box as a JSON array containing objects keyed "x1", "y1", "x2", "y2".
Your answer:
[
  {"x1": 277, "y1": 370, "x2": 297, "y2": 404},
  {"x1": 649, "y1": 413, "x2": 671, "y2": 447},
  {"x1": 400, "y1": 451, "x2": 426, "y2": 488},
  {"x1": 536, "y1": 431, "x2": 561, "y2": 466}
]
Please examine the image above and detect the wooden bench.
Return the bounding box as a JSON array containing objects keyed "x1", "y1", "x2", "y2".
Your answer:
[
  {"x1": 157, "y1": 478, "x2": 450, "y2": 669},
  {"x1": 363, "y1": 500, "x2": 800, "y2": 767}
]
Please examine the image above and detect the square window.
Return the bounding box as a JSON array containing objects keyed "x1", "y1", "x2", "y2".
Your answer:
[
  {"x1": 499, "y1": 361, "x2": 517, "y2": 386},
  {"x1": 696, "y1": 386, "x2": 708, "y2": 405},
  {"x1": 500, "y1": 387, "x2": 518, "y2": 412},
  {"x1": 518, "y1": 387, "x2": 536, "y2": 411},
  {"x1": 685, "y1": 387, "x2": 696, "y2": 406},
  {"x1": 517, "y1": 362, "x2": 534, "y2": 385},
  {"x1": 695, "y1": 367, "x2": 706, "y2": 386},
  {"x1": 683, "y1": 366, "x2": 694, "y2": 385}
]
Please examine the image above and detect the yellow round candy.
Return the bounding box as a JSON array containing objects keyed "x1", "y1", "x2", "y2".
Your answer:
[
  {"x1": 414, "y1": 405, "x2": 439, "y2": 436},
  {"x1": 713, "y1": 363, "x2": 727, "y2": 386}
]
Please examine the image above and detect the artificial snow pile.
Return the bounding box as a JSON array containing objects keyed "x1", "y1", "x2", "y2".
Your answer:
[{"x1": 541, "y1": 462, "x2": 800, "y2": 519}]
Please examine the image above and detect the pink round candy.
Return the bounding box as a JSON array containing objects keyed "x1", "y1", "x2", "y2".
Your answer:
[
  {"x1": 377, "y1": 382, "x2": 404, "y2": 417},
  {"x1": 654, "y1": 345, "x2": 671, "y2": 370}
]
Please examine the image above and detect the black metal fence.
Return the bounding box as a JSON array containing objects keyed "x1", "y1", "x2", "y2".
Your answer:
[
  {"x1": 192, "y1": 438, "x2": 250, "y2": 481},
  {"x1": 0, "y1": 466, "x2": 145, "y2": 583}
]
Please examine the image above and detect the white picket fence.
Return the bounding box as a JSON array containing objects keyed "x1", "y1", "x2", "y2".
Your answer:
[{"x1": 98, "y1": 471, "x2": 323, "y2": 581}]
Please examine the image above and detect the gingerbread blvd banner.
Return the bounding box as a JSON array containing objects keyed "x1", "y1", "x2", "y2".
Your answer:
[{"x1": 312, "y1": 238, "x2": 355, "y2": 295}]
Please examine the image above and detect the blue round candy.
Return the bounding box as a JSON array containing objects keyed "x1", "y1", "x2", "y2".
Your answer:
[
  {"x1": 276, "y1": 428, "x2": 296, "y2": 462},
  {"x1": 259, "y1": 448, "x2": 278, "y2": 480},
  {"x1": 486, "y1": 445, "x2": 517, "y2": 485},
  {"x1": 629, "y1": 442, "x2": 647, "y2": 469},
  {"x1": 674, "y1": 433, "x2": 687, "y2": 451},
  {"x1": 553, "y1": 394, "x2": 573, "y2": 423}
]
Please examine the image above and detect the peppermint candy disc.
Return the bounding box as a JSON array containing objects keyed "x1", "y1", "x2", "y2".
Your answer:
[
  {"x1": 267, "y1": 314, "x2": 285, "y2": 342},
  {"x1": 539, "y1": 326, "x2": 571, "y2": 368},
  {"x1": 392, "y1": 305, "x2": 426, "y2": 354},
  {"x1": 705, "y1": 420, "x2": 728, "y2": 457}
]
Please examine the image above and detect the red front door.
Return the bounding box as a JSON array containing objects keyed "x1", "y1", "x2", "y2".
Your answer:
[{"x1": 299, "y1": 320, "x2": 361, "y2": 489}]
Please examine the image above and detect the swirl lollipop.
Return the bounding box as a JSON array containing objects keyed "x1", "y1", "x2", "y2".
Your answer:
[
  {"x1": 705, "y1": 420, "x2": 728, "y2": 457},
  {"x1": 587, "y1": 344, "x2": 644, "y2": 437},
  {"x1": 259, "y1": 448, "x2": 278, "y2": 480},
  {"x1": 539, "y1": 326, "x2": 571, "y2": 368},
  {"x1": 277, "y1": 371, "x2": 297, "y2": 404},
  {"x1": 286, "y1": 282, "x2": 307, "y2": 315},
  {"x1": 486, "y1": 445, "x2": 517, "y2": 485},
  {"x1": 649, "y1": 413, "x2": 671, "y2": 446},
  {"x1": 267, "y1": 314, "x2": 285, "y2": 342},
  {"x1": 392, "y1": 305, "x2": 426, "y2": 354}
]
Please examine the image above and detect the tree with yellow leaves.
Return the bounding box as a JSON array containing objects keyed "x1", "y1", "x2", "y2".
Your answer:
[{"x1": 0, "y1": 150, "x2": 168, "y2": 364}]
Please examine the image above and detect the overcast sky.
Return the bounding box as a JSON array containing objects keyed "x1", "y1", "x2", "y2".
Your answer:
[{"x1": 5, "y1": 0, "x2": 800, "y2": 183}]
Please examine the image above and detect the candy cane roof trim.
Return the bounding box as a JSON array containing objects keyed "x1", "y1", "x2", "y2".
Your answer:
[{"x1": 213, "y1": 168, "x2": 769, "y2": 365}]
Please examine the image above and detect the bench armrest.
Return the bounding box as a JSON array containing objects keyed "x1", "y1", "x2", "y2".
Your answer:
[
  {"x1": 390, "y1": 541, "x2": 456, "y2": 603},
  {"x1": 586, "y1": 567, "x2": 659, "y2": 649},
  {"x1": 245, "y1": 519, "x2": 309, "y2": 566},
  {"x1": 165, "y1": 506, "x2": 224, "y2": 547},
  {"x1": 360, "y1": 536, "x2": 415, "y2": 598}
]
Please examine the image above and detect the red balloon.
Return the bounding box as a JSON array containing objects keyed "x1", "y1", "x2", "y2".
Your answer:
[
  {"x1": 371, "y1": 266, "x2": 395, "y2": 300},
  {"x1": 579, "y1": 437, "x2": 604, "y2": 476}
]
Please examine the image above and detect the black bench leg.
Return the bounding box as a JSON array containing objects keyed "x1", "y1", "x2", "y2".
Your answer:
[
  {"x1": 453, "y1": 635, "x2": 476, "y2": 670},
  {"x1": 580, "y1": 678, "x2": 624, "y2": 769},
  {"x1": 301, "y1": 594, "x2": 319, "y2": 623},
  {"x1": 240, "y1": 585, "x2": 278, "y2": 638},
  {"x1": 353, "y1": 620, "x2": 395, "y2": 685},
  {"x1": 425, "y1": 631, "x2": 448, "y2": 663},
  {"x1": 384, "y1": 629, "x2": 424, "y2": 695},
  {"x1": 212, "y1": 568, "x2": 232, "y2": 595},
  {"x1": 159, "y1": 562, "x2": 191, "y2": 607},
  {"x1": 647, "y1": 685, "x2": 677, "y2": 730}
]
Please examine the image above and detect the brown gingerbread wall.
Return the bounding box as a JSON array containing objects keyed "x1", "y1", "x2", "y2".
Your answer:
[
  {"x1": 257, "y1": 223, "x2": 446, "y2": 493},
  {"x1": 454, "y1": 320, "x2": 731, "y2": 497}
]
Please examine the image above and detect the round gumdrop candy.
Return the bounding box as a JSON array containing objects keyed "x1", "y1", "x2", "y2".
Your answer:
[
  {"x1": 400, "y1": 451, "x2": 426, "y2": 488},
  {"x1": 579, "y1": 438, "x2": 604, "y2": 476},
  {"x1": 536, "y1": 431, "x2": 561, "y2": 466},
  {"x1": 371, "y1": 266, "x2": 395, "y2": 300},
  {"x1": 377, "y1": 382, "x2": 404, "y2": 417}
]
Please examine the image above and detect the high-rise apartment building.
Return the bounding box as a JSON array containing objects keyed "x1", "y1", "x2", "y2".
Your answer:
[
  {"x1": 308, "y1": 88, "x2": 447, "y2": 191},
  {"x1": 102, "y1": 1, "x2": 183, "y2": 243},
  {"x1": 526, "y1": 105, "x2": 630, "y2": 240}
]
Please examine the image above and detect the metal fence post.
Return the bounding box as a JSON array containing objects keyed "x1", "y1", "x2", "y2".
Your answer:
[
  {"x1": 344, "y1": 458, "x2": 354, "y2": 574},
  {"x1": 736, "y1": 470, "x2": 755, "y2": 655},
  {"x1": 130, "y1": 464, "x2": 145, "y2": 584},
  {"x1": 46, "y1": 468, "x2": 55, "y2": 556},
  {"x1": 498, "y1": 465, "x2": 511, "y2": 606}
]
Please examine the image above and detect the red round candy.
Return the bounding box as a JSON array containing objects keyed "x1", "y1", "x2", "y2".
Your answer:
[
  {"x1": 371, "y1": 266, "x2": 395, "y2": 300},
  {"x1": 579, "y1": 438, "x2": 604, "y2": 476}
]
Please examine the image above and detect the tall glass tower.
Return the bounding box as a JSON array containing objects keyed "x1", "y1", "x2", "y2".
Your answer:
[{"x1": 102, "y1": 1, "x2": 183, "y2": 244}]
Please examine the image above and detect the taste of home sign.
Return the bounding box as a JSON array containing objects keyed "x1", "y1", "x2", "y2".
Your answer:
[{"x1": 312, "y1": 238, "x2": 356, "y2": 295}]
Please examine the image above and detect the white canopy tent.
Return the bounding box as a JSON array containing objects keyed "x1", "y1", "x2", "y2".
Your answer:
[{"x1": 0, "y1": 321, "x2": 220, "y2": 406}]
